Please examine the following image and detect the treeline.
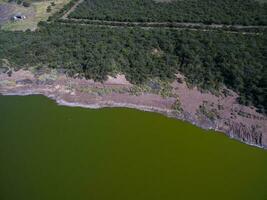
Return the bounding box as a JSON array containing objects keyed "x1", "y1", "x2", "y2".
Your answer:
[
  {"x1": 69, "y1": 0, "x2": 267, "y2": 26},
  {"x1": 8, "y1": 0, "x2": 31, "y2": 7},
  {"x1": 0, "y1": 23, "x2": 266, "y2": 113}
]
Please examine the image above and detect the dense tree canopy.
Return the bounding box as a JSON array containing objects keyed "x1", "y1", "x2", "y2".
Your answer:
[
  {"x1": 69, "y1": 0, "x2": 267, "y2": 25},
  {"x1": 0, "y1": 23, "x2": 266, "y2": 113}
]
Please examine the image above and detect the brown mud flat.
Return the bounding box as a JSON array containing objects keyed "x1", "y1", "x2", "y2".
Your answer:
[{"x1": 0, "y1": 69, "x2": 266, "y2": 149}]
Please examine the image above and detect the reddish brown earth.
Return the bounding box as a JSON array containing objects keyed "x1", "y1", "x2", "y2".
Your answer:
[{"x1": 0, "y1": 69, "x2": 266, "y2": 149}]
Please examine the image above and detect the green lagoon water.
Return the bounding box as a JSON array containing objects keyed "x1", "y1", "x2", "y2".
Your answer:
[{"x1": 0, "y1": 95, "x2": 267, "y2": 200}]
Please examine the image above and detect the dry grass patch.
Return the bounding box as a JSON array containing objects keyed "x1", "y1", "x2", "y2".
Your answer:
[
  {"x1": 2, "y1": 0, "x2": 70, "y2": 31},
  {"x1": 0, "y1": 2, "x2": 32, "y2": 25}
]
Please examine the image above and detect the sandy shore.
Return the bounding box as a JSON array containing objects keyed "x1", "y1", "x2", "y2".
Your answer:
[{"x1": 1, "y1": 69, "x2": 266, "y2": 149}]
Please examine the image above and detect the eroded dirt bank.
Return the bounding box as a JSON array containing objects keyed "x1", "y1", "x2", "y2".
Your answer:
[{"x1": 0, "y1": 69, "x2": 266, "y2": 149}]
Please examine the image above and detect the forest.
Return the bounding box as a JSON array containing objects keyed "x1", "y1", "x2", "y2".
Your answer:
[
  {"x1": 69, "y1": 0, "x2": 267, "y2": 25},
  {"x1": 0, "y1": 23, "x2": 266, "y2": 113}
]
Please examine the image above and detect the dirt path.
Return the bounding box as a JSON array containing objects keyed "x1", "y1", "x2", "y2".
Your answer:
[
  {"x1": 62, "y1": 0, "x2": 84, "y2": 19},
  {"x1": 63, "y1": 18, "x2": 267, "y2": 30},
  {"x1": 57, "y1": 21, "x2": 262, "y2": 35}
]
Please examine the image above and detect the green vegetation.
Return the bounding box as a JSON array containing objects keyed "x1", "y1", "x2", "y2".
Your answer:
[
  {"x1": 197, "y1": 101, "x2": 219, "y2": 121},
  {"x1": 129, "y1": 79, "x2": 174, "y2": 97},
  {"x1": 0, "y1": 22, "x2": 266, "y2": 113},
  {"x1": 8, "y1": 0, "x2": 45, "y2": 7},
  {"x1": 172, "y1": 97, "x2": 183, "y2": 113},
  {"x1": 22, "y1": 1, "x2": 31, "y2": 7},
  {"x1": 48, "y1": 0, "x2": 77, "y2": 21},
  {"x1": 69, "y1": 0, "x2": 267, "y2": 25},
  {"x1": 46, "y1": 5, "x2": 51, "y2": 12}
]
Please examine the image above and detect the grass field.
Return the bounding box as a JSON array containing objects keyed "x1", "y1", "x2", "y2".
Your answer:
[{"x1": 1, "y1": 0, "x2": 70, "y2": 31}]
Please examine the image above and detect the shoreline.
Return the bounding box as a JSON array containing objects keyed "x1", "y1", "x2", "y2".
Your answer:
[
  {"x1": 0, "y1": 69, "x2": 266, "y2": 150},
  {"x1": 1, "y1": 90, "x2": 265, "y2": 150}
]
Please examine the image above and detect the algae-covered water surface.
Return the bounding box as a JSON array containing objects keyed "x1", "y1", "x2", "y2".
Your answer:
[{"x1": 0, "y1": 95, "x2": 267, "y2": 200}]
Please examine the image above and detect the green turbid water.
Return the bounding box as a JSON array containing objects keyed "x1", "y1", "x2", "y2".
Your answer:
[{"x1": 0, "y1": 95, "x2": 267, "y2": 200}]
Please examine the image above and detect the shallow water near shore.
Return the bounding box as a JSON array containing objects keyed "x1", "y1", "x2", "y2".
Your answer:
[{"x1": 0, "y1": 95, "x2": 267, "y2": 200}]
